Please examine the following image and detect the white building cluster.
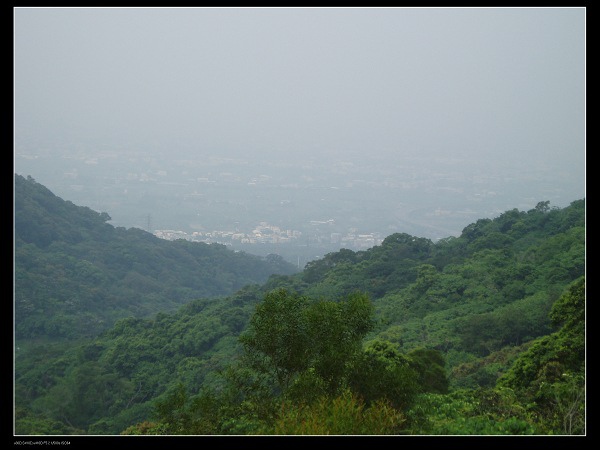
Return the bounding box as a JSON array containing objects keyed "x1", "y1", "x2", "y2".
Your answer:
[
  {"x1": 154, "y1": 222, "x2": 303, "y2": 245},
  {"x1": 154, "y1": 223, "x2": 383, "y2": 250}
]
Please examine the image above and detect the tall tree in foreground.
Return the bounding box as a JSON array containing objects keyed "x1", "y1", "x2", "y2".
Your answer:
[
  {"x1": 239, "y1": 289, "x2": 374, "y2": 397},
  {"x1": 124, "y1": 288, "x2": 453, "y2": 435}
]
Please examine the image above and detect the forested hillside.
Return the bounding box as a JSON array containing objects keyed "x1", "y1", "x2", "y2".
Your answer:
[
  {"x1": 14, "y1": 178, "x2": 585, "y2": 435},
  {"x1": 14, "y1": 173, "x2": 298, "y2": 340}
]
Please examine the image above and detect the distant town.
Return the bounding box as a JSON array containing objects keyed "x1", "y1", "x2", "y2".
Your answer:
[
  {"x1": 14, "y1": 138, "x2": 583, "y2": 266},
  {"x1": 154, "y1": 221, "x2": 383, "y2": 250}
]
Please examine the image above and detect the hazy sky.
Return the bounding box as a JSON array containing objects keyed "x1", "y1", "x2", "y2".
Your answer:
[{"x1": 14, "y1": 7, "x2": 585, "y2": 177}]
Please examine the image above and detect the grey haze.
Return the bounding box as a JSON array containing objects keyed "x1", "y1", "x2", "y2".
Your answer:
[{"x1": 14, "y1": 7, "x2": 586, "y2": 263}]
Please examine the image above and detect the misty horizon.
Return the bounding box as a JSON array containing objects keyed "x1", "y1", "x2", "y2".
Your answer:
[{"x1": 14, "y1": 6, "x2": 586, "y2": 256}]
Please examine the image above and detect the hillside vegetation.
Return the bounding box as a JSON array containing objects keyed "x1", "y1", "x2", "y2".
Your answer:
[
  {"x1": 14, "y1": 174, "x2": 585, "y2": 435},
  {"x1": 15, "y1": 173, "x2": 298, "y2": 340}
]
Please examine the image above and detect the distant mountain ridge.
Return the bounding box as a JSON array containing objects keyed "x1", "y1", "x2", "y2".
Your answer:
[{"x1": 14, "y1": 173, "x2": 299, "y2": 340}]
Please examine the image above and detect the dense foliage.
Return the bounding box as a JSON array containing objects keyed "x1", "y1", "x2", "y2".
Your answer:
[
  {"x1": 14, "y1": 174, "x2": 298, "y2": 339},
  {"x1": 14, "y1": 176, "x2": 585, "y2": 435}
]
